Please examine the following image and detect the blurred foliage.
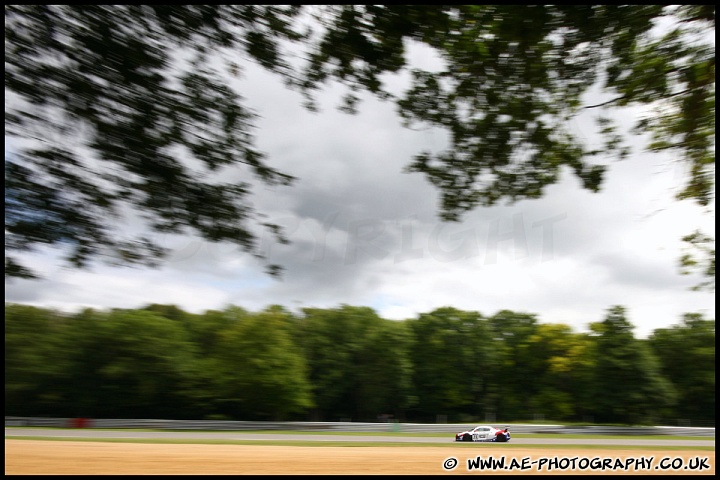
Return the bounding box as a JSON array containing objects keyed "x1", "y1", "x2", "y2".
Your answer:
[
  {"x1": 7, "y1": 302, "x2": 712, "y2": 424},
  {"x1": 525, "y1": 324, "x2": 581, "y2": 420},
  {"x1": 210, "y1": 305, "x2": 313, "y2": 420},
  {"x1": 591, "y1": 306, "x2": 677, "y2": 424},
  {"x1": 649, "y1": 313, "x2": 716, "y2": 423},
  {"x1": 679, "y1": 230, "x2": 715, "y2": 292},
  {"x1": 295, "y1": 305, "x2": 413, "y2": 421},
  {"x1": 5, "y1": 5, "x2": 715, "y2": 280},
  {"x1": 407, "y1": 307, "x2": 493, "y2": 420},
  {"x1": 302, "y1": 5, "x2": 714, "y2": 222},
  {"x1": 4, "y1": 304, "x2": 71, "y2": 415},
  {"x1": 5, "y1": 5, "x2": 301, "y2": 279}
]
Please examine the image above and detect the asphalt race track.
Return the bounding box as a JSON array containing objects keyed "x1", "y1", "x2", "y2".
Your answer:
[{"x1": 4, "y1": 428, "x2": 715, "y2": 447}]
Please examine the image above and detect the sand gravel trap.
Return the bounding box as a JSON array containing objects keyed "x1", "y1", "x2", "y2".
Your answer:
[{"x1": 5, "y1": 440, "x2": 715, "y2": 475}]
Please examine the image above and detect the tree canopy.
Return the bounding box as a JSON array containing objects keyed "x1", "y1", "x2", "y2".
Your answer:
[
  {"x1": 5, "y1": 5, "x2": 715, "y2": 279},
  {"x1": 6, "y1": 302, "x2": 714, "y2": 424}
]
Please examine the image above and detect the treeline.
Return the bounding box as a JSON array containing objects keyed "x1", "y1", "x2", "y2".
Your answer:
[{"x1": 5, "y1": 303, "x2": 715, "y2": 425}]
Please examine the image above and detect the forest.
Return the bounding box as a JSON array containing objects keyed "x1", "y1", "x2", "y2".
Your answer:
[{"x1": 5, "y1": 302, "x2": 714, "y2": 426}]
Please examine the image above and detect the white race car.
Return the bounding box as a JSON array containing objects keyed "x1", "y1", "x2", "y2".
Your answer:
[{"x1": 455, "y1": 425, "x2": 511, "y2": 442}]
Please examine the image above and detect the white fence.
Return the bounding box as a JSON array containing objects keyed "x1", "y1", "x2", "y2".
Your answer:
[{"x1": 4, "y1": 417, "x2": 715, "y2": 436}]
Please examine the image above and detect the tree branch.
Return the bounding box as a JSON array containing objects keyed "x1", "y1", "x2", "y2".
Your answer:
[{"x1": 583, "y1": 96, "x2": 627, "y2": 109}]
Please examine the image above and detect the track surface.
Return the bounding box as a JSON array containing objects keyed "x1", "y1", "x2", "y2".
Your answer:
[{"x1": 4, "y1": 428, "x2": 715, "y2": 446}]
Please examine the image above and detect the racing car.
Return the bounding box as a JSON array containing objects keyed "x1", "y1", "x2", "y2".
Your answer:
[{"x1": 455, "y1": 425, "x2": 511, "y2": 442}]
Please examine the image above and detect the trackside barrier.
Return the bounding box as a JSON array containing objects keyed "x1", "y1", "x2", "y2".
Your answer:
[
  {"x1": 4, "y1": 417, "x2": 715, "y2": 436},
  {"x1": 65, "y1": 418, "x2": 93, "y2": 428}
]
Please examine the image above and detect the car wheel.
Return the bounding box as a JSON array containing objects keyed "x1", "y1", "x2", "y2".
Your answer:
[
  {"x1": 463, "y1": 433, "x2": 472, "y2": 442},
  {"x1": 495, "y1": 433, "x2": 508, "y2": 443}
]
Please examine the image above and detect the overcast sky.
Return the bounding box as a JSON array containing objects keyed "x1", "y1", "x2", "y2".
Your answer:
[{"x1": 5, "y1": 41, "x2": 715, "y2": 340}]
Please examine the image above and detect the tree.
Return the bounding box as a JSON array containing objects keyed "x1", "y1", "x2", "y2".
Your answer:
[
  {"x1": 591, "y1": 306, "x2": 676, "y2": 424},
  {"x1": 679, "y1": 230, "x2": 716, "y2": 292},
  {"x1": 648, "y1": 313, "x2": 715, "y2": 423},
  {"x1": 295, "y1": 305, "x2": 392, "y2": 421},
  {"x1": 5, "y1": 304, "x2": 71, "y2": 416},
  {"x1": 6, "y1": 6, "x2": 714, "y2": 279},
  {"x1": 210, "y1": 305, "x2": 313, "y2": 420},
  {"x1": 407, "y1": 307, "x2": 495, "y2": 422},
  {"x1": 351, "y1": 317, "x2": 415, "y2": 421},
  {"x1": 66, "y1": 308, "x2": 202, "y2": 418},
  {"x1": 5, "y1": 5, "x2": 303, "y2": 279},
  {"x1": 486, "y1": 310, "x2": 539, "y2": 420},
  {"x1": 524, "y1": 323, "x2": 580, "y2": 421},
  {"x1": 326, "y1": 6, "x2": 714, "y2": 209},
  {"x1": 560, "y1": 333, "x2": 598, "y2": 422}
]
